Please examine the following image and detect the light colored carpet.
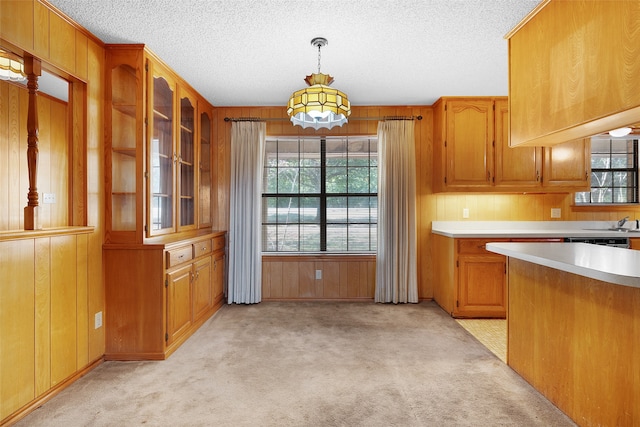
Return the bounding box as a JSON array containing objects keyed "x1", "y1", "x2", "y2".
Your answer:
[
  {"x1": 17, "y1": 301, "x2": 574, "y2": 426},
  {"x1": 455, "y1": 319, "x2": 507, "y2": 363}
]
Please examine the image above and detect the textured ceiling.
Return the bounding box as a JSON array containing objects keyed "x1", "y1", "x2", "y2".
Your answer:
[{"x1": 46, "y1": 0, "x2": 540, "y2": 107}]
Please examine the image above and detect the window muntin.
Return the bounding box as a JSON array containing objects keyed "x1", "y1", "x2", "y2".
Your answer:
[
  {"x1": 262, "y1": 136, "x2": 377, "y2": 252},
  {"x1": 575, "y1": 138, "x2": 638, "y2": 204}
]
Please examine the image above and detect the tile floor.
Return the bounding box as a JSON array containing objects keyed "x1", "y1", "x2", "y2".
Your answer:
[{"x1": 455, "y1": 319, "x2": 507, "y2": 363}]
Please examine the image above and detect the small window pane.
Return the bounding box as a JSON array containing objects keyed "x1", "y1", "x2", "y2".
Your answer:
[
  {"x1": 276, "y1": 197, "x2": 299, "y2": 223},
  {"x1": 327, "y1": 224, "x2": 347, "y2": 251},
  {"x1": 300, "y1": 224, "x2": 320, "y2": 251},
  {"x1": 327, "y1": 196, "x2": 347, "y2": 223},
  {"x1": 301, "y1": 197, "x2": 320, "y2": 223},
  {"x1": 300, "y1": 167, "x2": 320, "y2": 193},
  {"x1": 326, "y1": 167, "x2": 347, "y2": 193},
  {"x1": 278, "y1": 169, "x2": 299, "y2": 193}
]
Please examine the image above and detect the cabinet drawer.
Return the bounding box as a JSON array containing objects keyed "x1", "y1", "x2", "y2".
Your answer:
[
  {"x1": 457, "y1": 239, "x2": 508, "y2": 255},
  {"x1": 193, "y1": 239, "x2": 212, "y2": 258},
  {"x1": 212, "y1": 235, "x2": 225, "y2": 252},
  {"x1": 166, "y1": 246, "x2": 193, "y2": 268}
]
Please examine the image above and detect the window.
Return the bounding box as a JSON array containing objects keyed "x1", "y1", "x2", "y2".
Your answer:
[
  {"x1": 575, "y1": 138, "x2": 638, "y2": 204},
  {"x1": 262, "y1": 136, "x2": 377, "y2": 252}
]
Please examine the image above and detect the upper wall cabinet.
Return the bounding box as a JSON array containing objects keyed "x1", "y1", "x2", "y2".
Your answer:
[
  {"x1": 507, "y1": 0, "x2": 640, "y2": 147},
  {"x1": 106, "y1": 44, "x2": 214, "y2": 243},
  {"x1": 433, "y1": 97, "x2": 590, "y2": 193}
]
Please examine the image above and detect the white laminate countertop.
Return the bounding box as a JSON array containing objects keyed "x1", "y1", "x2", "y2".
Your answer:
[
  {"x1": 486, "y1": 242, "x2": 640, "y2": 289},
  {"x1": 432, "y1": 220, "x2": 640, "y2": 238}
]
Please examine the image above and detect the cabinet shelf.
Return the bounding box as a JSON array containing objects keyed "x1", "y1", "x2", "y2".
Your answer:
[
  {"x1": 180, "y1": 125, "x2": 193, "y2": 133},
  {"x1": 112, "y1": 103, "x2": 136, "y2": 117},
  {"x1": 153, "y1": 109, "x2": 171, "y2": 122},
  {"x1": 112, "y1": 191, "x2": 136, "y2": 196},
  {"x1": 112, "y1": 147, "x2": 136, "y2": 157}
]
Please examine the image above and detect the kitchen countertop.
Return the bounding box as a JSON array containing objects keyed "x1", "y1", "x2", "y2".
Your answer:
[
  {"x1": 431, "y1": 220, "x2": 639, "y2": 238},
  {"x1": 486, "y1": 242, "x2": 640, "y2": 289}
]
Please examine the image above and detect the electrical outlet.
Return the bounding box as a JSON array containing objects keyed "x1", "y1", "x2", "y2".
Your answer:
[
  {"x1": 94, "y1": 311, "x2": 103, "y2": 329},
  {"x1": 551, "y1": 208, "x2": 561, "y2": 218},
  {"x1": 315, "y1": 269, "x2": 322, "y2": 280},
  {"x1": 43, "y1": 193, "x2": 56, "y2": 204},
  {"x1": 462, "y1": 208, "x2": 469, "y2": 218}
]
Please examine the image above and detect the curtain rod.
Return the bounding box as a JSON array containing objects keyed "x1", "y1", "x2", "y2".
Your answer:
[{"x1": 223, "y1": 115, "x2": 422, "y2": 122}]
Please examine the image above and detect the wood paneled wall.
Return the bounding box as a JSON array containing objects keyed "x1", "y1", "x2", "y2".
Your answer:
[
  {"x1": 1, "y1": 0, "x2": 105, "y2": 424},
  {"x1": 262, "y1": 255, "x2": 375, "y2": 300},
  {"x1": 0, "y1": 82, "x2": 69, "y2": 229},
  {"x1": 214, "y1": 106, "x2": 433, "y2": 299},
  {"x1": 0, "y1": 231, "x2": 95, "y2": 421},
  {"x1": 214, "y1": 106, "x2": 640, "y2": 301}
]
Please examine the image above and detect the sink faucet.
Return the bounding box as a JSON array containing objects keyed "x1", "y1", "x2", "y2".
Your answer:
[{"x1": 617, "y1": 216, "x2": 629, "y2": 227}]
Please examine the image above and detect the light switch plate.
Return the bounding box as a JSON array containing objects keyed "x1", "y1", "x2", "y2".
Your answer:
[
  {"x1": 315, "y1": 270, "x2": 322, "y2": 280},
  {"x1": 462, "y1": 208, "x2": 469, "y2": 218},
  {"x1": 551, "y1": 208, "x2": 561, "y2": 218},
  {"x1": 94, "y1": 311, "x2": 103, "y2": 329},
  {"x1": 43, "y1": 193, "x2": 56, "y2": 204}
]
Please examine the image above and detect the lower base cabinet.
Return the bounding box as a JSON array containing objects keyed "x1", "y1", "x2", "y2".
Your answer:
[
  {"x1": 432, "y1": 235, "x2": 563, "y2": 318},
  {"x1": 432, "y1": 236, "x2": 508, "y2": 318},
  {"x1": 104, "y1": 231, "x2": 226, "y2": 360}
]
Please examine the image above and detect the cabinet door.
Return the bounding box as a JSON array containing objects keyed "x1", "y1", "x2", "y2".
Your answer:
[
  {"x1": 192, "y1": 256, "x2": 212, "y2": 321},
  {"x1": 494, "y1": 98, "x2": 543, "y2": 188},
  {"x1": 445, "y1": 99, "x2": 494, "y2": 188},
  {"x1": 213, "y1": 251, "x2": 225, "y2": 303},
  {"x1": 457, "y1": 255, "x2": 506, "y2": 318},
  {"x1": 199, "y1": 109, "x2": 212, "y2": 228},
  {"x1": 148, "y1": 61, "x2": 176, "y2": 236},
  {"x1": 543, "y1": 138, "x2": 590, "y2": 189},
  {"x1": 109, "y1": 61, "x2": 140, "y2": 234},
  {"x1": 166, "y1": 264, "x2": 192, "y2": 344},
  {"x1": 178, "y1": 88, "x2": 196, "y2": 230}
]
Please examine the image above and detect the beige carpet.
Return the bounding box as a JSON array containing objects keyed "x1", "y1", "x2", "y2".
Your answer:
[{"x1": 17, "y1": 301, "x2": 574, "y2": 426}]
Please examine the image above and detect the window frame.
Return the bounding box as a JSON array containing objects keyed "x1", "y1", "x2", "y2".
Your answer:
[
  {"x1": 262, "y1": 136, "x2": 378, "y2": 253},
  {"x1": 575, "y1": 137, "x2": 639, "y2": 206}
]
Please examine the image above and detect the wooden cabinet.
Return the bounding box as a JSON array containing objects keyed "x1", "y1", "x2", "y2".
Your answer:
[
  {"x1": 106, "y1": 44, "x2": 214, "y2": 244},
  {"x1": 104, "y1": 232, "x2": 226, "y2": 360},
  {"x1": 432, "y1": 236, "x2": 508, "y2": 318},
  {"x1": 434, "y1": 96, "x2": 590, "y2": 193},
  {"x1": 506, "y1": 1, "x2": 640, "y2": 147},
  {"x1": 433, "y1": 97, "x2": 495, "y2": 191},
  {"x1": 432, "y1": 234, "x2": 564, "y2": 318},
  {"x1": 456, "y1": 239, "x2": 506, "y2": 317},
  {"x1": 104, "y1": 44, "x2": 224, "y2": 360}
]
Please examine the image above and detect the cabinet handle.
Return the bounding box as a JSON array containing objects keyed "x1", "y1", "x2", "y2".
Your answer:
[
  {"x1": 178, "y1": 254, "x2": 184, "y2": 259},
  {"x1": 173, "y1": 152, "x2": 178, "y2": 163},
  {"x1": 195, "y1": 271, "x2": 199, "y2": 280},
  {"x1": 202, "y1": 246, "x2": 207, "y2": 251},
  {"x1": 190, "y1": 272, "x2": 194, "y2": 282},
  {"x1": 486, "y1": 171, "x2": 491, "y2": 181},
  {"x1": 214, "y1": 261, "x2": 217, "y2": 271},
  {"x1": 536, "y1": 170, "x2": 540, "y2": 182}
]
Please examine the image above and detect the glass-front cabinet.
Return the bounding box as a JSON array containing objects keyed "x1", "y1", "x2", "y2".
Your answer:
[
  {"x1": 148, "y1": 68, "x2": 176, "y2": 235},
  {"x1": 199, "y1": 108, "x2": 212, "y2": 228},
  {"x1": 105, "y1": 45, "x2": 215, "y2": 243},
  {"x1": 178, "y1": 88, "x2": 196, "y2": 230}
]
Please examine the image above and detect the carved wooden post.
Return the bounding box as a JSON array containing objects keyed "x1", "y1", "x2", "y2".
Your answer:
[{"x1": 24, "y1": 55, "x2": 42, "y2": 230}]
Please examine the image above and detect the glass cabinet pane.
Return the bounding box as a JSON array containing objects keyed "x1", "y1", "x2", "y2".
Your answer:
[
  {"x1": 199, "y1": 111, "x2": 212, "y2": 227},
  {"x1": 150, "y1": 76, "x2": 174, "y2": 232},
  {"x1": 111, "y1": 64, "x2": 137, "y2": 231},
  {"x1": 179, "y1": 96, "x2": 195, "y2": 228}
]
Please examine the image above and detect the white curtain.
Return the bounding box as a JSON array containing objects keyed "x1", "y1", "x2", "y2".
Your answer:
[
  {"x1": 375, "y1": 120, "x2": 418, "y2": 303},
  {"x1": 228, "y1": 121, "x2": 266, "y2": 304}
]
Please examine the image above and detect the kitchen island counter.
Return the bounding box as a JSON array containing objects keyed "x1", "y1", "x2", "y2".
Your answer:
[
  {"x1": 488, "y1": 240, "x2": 640, "y2": 426},
  {"x1": 486, "y1": 241, "x2": 640, "y2": 288},
  {"x1": 432, "y1": 220, "x2": 638, "y2": 239}
]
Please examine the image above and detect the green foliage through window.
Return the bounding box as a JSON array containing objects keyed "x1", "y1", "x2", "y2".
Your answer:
[{"x1": 262, "y1": 136, "x2": 377, "y2": 252}]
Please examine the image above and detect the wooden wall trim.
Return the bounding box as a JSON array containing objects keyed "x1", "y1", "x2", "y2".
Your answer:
[{"x1": 0, "y1": 225, "x2": 93, "y2": 242}]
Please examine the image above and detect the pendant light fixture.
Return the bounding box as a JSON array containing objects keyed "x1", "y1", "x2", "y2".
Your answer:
[
  {"x1": 0, "y1": 49, "x2": 26, "y2": 82},
  {"x1": 287, "y1": 37, "x2": 351, "y2": 130}
]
